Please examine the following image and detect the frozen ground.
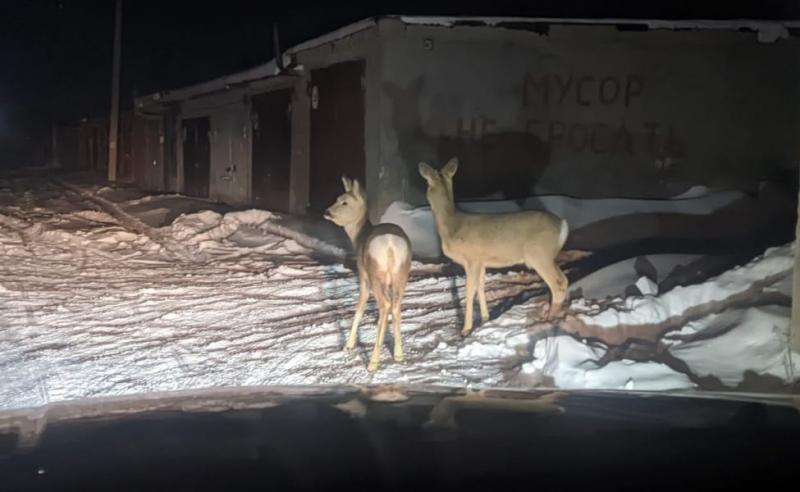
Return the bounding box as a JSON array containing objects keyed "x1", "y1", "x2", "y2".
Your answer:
[{"x1": 0, "y1": 171, "x2": 797, "y2": 411}]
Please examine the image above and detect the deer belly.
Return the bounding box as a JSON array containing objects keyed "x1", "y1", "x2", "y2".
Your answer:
[
  {"x1": 443, "y1": 239, "x2": 522, "y2": 268},
  {"x1": 367, "y1": 235, "x2": 410, "y2": 274}
]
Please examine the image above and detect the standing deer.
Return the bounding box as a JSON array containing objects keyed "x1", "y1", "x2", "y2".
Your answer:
[
  {"x1": 324, "y1": 177, "x2": 412, "y2": 372},
  {"x1": 418, "y1": 158, "x2": 570, "y2": 336}
]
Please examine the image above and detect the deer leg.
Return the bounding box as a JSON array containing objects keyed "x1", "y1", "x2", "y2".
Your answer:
[
  {"x1": 477, "y1": 264, "x2": 489, "y2": 323},
  {"x1": 391, "y1": 303, "x2": 404, "y2": 362},
  {"x1": 345, "y1": 276, "x2": 369, "y2": 351},
  {"x1": 368, "y1": 302, "x2": 390, "y2": 372},
  {"x1": 525, "y1": 252, "x2": 568, "y2": 320},
  {"x1": 461, "y1": 263, "x2": 480, "y2": 337},
  {"x1": 391, "y1": 263, "x2": 410, "y2": 362}
]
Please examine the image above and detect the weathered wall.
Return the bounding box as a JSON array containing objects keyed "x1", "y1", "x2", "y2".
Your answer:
[{"x1": 376, "y1": 19, "x2": 800, "y2": 212}]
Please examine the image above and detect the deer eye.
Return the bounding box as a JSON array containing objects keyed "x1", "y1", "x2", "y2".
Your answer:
[{"x1": 342, "y1": 201, "x2": 348, "y2": 206}]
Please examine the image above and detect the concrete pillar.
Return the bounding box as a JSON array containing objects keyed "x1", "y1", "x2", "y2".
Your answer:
[
  {"x1": 289, "y1": 75, "x2": 311, "y2": 215},
  {"x1": 363, "y1": 26, "x2": 384, "y2": 224}
]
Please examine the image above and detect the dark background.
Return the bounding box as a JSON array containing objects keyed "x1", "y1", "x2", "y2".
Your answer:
[{"x1": 1, "y1": 0, "x2": 799, "y2": 166}]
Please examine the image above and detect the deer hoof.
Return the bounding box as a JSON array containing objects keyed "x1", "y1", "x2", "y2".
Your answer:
[
  {"x1": 367, "y1": 360, "x2": 379, "y2": 372},
  {"x1": 343, "y1": 343, "x2": 356, "y2": 352},
  {"x1": 393, "y1": 352, "x2": 405, "y2": 363},
  {"x1": 461, "y1": 328, "x2": 472, "y2": 337}
]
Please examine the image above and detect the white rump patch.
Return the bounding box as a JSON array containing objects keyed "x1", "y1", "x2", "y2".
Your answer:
[
  {"x1": 367, "y1": 235, "x2": 410, "y2": 273},
  {"x1": 558, "y1": 219, "x2": 569, "y2": 249}
]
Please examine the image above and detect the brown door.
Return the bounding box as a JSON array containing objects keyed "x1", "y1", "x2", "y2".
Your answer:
[
  {"x1": 132, "y1": 117, "x2": 163, "y2": 191},
  {"x1": 309, "y1": 60, "x2": 365, "y2": 213},
  {"x1": 163, "y1": 109, "x2": 179, "y2": 192},
  {"x1": 182, "y1": 117, "x2": 211, "y2": 198},
  {"x1": 251, "y1": 89, "x2": 292, "y2": 211}
]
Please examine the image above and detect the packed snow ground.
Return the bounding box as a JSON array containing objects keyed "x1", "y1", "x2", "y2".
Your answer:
[{"x1": 0, "y1": 172, "x2": 797, "y2": 411}]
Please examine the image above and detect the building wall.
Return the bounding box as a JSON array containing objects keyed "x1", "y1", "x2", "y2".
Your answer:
[
  {"x1": 64, "y1": 111, "x2": 133, "y2": 176},
  {"x1": 78, "y1": 117, "x2": 109, "y2": 172},
  {"x1": 153, "y1": 25, "x2": 377, "y2": 213},
  {"x1": 375, "y1": 19, "x2": 800, "y2": 212}
]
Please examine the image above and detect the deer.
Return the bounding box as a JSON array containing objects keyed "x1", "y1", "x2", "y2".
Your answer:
[
  {"x1": 324, "y1": 176, "x2": 412, "y2": 372},
  {"x1": 418, "y1": 158, "x2": 570, "y2": 337}
]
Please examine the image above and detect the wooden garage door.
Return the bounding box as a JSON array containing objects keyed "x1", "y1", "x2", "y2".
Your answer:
[
  {"x1": 309, "y1": 60, "x2": 365, "y2": 213},
  {"x1": 251, "y1": 89, "x2": 292, "y2": 211}
]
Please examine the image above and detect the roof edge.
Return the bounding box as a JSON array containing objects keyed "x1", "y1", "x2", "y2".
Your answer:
[{"x1": 136, "y1": 14, "x2": 799, "y2": 107}]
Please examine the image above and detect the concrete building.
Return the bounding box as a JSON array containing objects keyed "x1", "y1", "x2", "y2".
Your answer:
[{"x1": 132, "y1": 16, "x2": 800, "y2": 221}]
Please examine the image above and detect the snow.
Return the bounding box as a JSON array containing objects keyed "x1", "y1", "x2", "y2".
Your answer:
[
  {"x1": 671, "y1": 185, "x2": 713, "y2": 199},
  {"x1": 578, "y1": 244, "x2": 794, "y2": 328},
  {"x1": 381, "y1": 190, "x2": 744, "y2": 258},
  {"x1": 665, "y1": 306, "x2": 796, "y2": 386},
  {"x1": 0, "y1": 177, "x2": 553, "y2": 410},
  {"x1": 396, "y1": 16, "x2": 793, "y2": 43},
  {"x1": 570, "y1": 254, "x2": 701, "y2": 300},
  {"x1": 635, "y1": 276, "x2": 659, "y2": 296},
  {"x1": 0, "y1": 173, "x2": 796, "y2": 411},
  {"x1": 524, "y1": 335, "x2": 695, "y2": 391},
  {"x1": 539, "y1": 242, "x2": 798, "y2": 389}
]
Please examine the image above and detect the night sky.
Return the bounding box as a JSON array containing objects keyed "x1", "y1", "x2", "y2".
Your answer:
[{"x1": 1, "y1": 0, "x2": 799, "y2": 165}]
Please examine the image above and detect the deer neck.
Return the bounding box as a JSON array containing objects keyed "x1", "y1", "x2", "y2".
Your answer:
[
  {"x1": 430, "y1": 198, "x2": 459, "y2": 241},
  {"x1": 343, "y1": 214, "x2": 370, "y2": 249}
]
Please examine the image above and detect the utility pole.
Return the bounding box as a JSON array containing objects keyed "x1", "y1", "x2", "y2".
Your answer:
[{"x1": 107, "y1": 0, "x2": 123, "y2": 182}]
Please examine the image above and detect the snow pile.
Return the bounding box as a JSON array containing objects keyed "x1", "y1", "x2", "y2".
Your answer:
[
  {"x1": 0, "y1": 210, "x2": 156, "y2": 255},
  {"x1": 578, "y1": 243, "x2": 793, "y2": 328},
  {"x1": 665, "y1": 306, "x2": 796, "y2": 386},
  {"x1": 570, "y1": 254, "x2": 701, "y2": 300},
  {"x1": 381, "y1": 190, "x2": 745, "y2": 258},
  {"x1": 635, "y1": 276, "x2": 659, "y2": 296},
  {"x1": 162, "y1": 209, "x2": 350, "y2": 258},
  {"x1": 523, "y1": 336, "x2": 695, "y2": 390},
  {"x1": 167, "y1": 209, "x2": 277, "y2": 247},
  {"x1": 527, "y1": 242, "x2": 798, "y2": 390}
]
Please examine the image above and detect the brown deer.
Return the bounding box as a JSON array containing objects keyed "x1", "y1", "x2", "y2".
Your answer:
[
  {"x1": 418, "y1": 158, "x2": 570, "y2": 336},
  {"x1": 324, "y1": 177, "x2": 412, "y2": 372}
]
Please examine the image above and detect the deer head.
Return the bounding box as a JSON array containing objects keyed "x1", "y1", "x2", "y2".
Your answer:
[
  {"x1": 324, "y1": 176, "x2": 367, "y2": 230},
  {"x1": 418, "y1": 157, "x2": 458, "y2": 213}
]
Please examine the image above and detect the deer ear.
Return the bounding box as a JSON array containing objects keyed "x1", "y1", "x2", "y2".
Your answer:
[
  {"x1": 418, "y1": 162, "x2": 436, "y2": 182},
  {"x1": 441, "y1": 158, "x2": 459, "y2": 180},
  {"x1": 351, "y1": 179, "x2": 364, "y2": 199},
  {"x1": 341, "y1": 176, "x2": 353, "y2": 192}
]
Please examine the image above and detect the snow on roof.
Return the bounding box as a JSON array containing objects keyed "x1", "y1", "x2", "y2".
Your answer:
[
  {"x1": 137, "y1": 15, "x2": 799, "y2": 108},
  {"x1": 136, "y1": 18, "x2": 377, "y2": 107},
  {"x1": 398, "y1": 16, "x2": 797, "y2": 39}
]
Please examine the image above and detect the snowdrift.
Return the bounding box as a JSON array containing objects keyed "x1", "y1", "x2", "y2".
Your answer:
[{"x1": 524, "y1": 243, "x2": 799, "y2": 391}]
